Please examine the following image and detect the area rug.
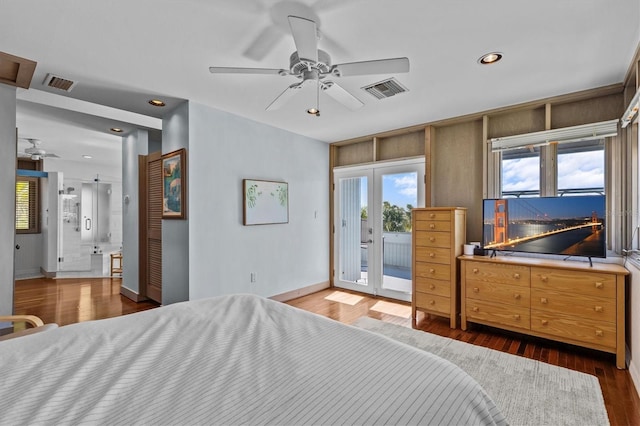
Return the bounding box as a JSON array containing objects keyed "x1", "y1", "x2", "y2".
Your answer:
[{"x1": 352, "y1": 317, "x2": 609, "y2": 426}]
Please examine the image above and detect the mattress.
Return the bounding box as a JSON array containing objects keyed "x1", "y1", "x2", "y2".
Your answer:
[{"x1": 0, "y1": 294, "x2": 507, "y2": 425}]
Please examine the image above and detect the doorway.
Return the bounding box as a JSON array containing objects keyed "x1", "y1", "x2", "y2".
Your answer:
[{"x1": 333, "y1": 158, "x2": 424, "y2": 301}]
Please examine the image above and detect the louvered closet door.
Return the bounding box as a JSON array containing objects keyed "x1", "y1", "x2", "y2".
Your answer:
[{"x1": 146, "y1": 152, "x2": 162, "y2": 303}]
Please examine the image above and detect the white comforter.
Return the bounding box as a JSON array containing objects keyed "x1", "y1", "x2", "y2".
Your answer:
[{"x1": 0, "y1": 294, "x2": 507, "y2": 425}]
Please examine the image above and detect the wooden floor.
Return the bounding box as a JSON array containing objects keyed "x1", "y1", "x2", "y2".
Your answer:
[{"x1": 12, "y1": 278, "x2": 640, "y2": 425}]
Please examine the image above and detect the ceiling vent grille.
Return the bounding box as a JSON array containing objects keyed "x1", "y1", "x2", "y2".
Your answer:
[
  {"x1": 362, "y1": 78, "x2": 408, "y2": 99},
  {"x1": 43, "y1": 73, "x2": 77, "y2": 92}
]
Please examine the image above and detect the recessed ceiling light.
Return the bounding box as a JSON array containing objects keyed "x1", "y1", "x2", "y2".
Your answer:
[
  {"x1": 478, "y1": 52, "x2": 503, "y2": 65},
  {"x1": 148, "y1": 99, "x2": 166, "y2": 107},
  {"x1": 82, "y1": 155, "x2": 93, "y2": 159},
  {"x1": 307, "y1": 107, "x2": 320, "y2": 116},
  {"x1": 110, "y1": 127, "x2": 123, "y2": 133}
]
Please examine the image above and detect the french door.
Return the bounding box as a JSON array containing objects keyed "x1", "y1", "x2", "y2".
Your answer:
[{"x1": 333, "y1": 159, "x2": 425, "y2": 301}]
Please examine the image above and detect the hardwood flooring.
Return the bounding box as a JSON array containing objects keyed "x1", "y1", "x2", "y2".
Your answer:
[{"x1": 11, "y1": 279, "x2": 640, "y2": 425}]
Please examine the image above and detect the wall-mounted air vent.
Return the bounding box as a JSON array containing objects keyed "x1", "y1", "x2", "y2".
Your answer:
[
  {"x1": 362, "y1": 78, "x2": 408, "y2": 100},
  {"x1": 43, "y1": 73, "x2": 77, "y2": 92}
]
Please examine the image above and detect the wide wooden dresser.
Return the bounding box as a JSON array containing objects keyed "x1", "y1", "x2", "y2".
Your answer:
[
  {"x1": 412, "y1": 207, "x2": 466, "y2": 328},
  {"x1": 460, "y1": 255, "x2": 629, "y2": 368}
]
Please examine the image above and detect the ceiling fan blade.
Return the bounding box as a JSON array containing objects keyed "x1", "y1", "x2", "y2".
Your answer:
[
  {"x1": 209, "y1": 67, "x2": 287, "y2": 76},
  {"x1": 332, "y1": 57, "x2": 410, "y2": 77},
  {"x1": 321, "y1": 81, "x2": 364, "y2": 110},
  {"x1": 265, "y1": 82, "x2": 304, "y2": 111},
  {"x1": 243, "y1": 25, "x2": 284, "y2": 61},
  {"x1": 288, "y1": 16, "x2": 318, "y2": 63}
]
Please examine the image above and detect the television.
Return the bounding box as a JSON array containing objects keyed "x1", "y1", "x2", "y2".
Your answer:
[{"x1": 482, "y1": 195, "x2": 606, "y2": 259}]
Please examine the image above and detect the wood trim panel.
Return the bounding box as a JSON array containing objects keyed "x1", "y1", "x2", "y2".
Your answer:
[{"x1": 0, "y1": 51, "x2": 36, "y2": 89}]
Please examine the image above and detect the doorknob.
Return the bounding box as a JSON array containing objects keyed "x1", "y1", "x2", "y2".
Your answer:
[
  {"x1": 15, "y1": 244, "x2": 20, "y2": 250},
  {"x1": 367, "y1": 239, "x2": 373, "y2": 243}
]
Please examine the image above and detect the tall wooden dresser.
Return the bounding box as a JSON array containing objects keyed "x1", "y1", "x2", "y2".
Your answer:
[{"x1": 412, "y1": 207, "x2": 466, "y2": 328}]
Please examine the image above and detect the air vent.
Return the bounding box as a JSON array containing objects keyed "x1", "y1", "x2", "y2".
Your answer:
[
  {"x1": 43, "y1": 73, "x2": 77, "y2": 92},
  {"x1": 362, "y1": 78, "x2": 408, "y2": 99}
]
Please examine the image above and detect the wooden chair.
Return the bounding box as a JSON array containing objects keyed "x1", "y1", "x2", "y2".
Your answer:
[{"x1": 0, "y1": 315, "x2": 58, "y2": 342}]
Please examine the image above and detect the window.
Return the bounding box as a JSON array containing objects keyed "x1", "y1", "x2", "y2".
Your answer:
[
  {"x1": 500, "y1": 139, "x2": 605, "y2": 198},
  {"x1": 557, "y1": 139, "x2": 605, "y2": 196},
  {"x1": 16, "y1": 176, "x2": 40, "y2": 233},
  {"x1": 501, "y1": 146, "x2": 540, "y2": 197}
]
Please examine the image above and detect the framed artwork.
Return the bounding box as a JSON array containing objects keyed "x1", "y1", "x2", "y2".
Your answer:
[
  {"x1": 162, "y1": 148, "x2": 186, "y2": 219},
  {"x1": 243, "y1": 179, "x2": 288, "y2": 225}
]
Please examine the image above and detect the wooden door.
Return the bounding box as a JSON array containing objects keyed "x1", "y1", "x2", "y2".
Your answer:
[{"x1": 139, "y1": 152, "x2": 162, "y2": 303}]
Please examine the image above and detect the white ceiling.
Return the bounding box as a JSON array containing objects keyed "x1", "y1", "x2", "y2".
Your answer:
[{"x1": 3, "y1": 0, "x2": 640, "y2": 164}]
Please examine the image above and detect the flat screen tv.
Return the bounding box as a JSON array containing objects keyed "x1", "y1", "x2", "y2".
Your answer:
[{"x1": 482, "y1": 195, "x2": 606, "y2": 259}]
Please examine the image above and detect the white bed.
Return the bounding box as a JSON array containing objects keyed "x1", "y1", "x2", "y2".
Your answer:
[{"x1": 0, "y1": 294, "x2": 507, "y2": 425}]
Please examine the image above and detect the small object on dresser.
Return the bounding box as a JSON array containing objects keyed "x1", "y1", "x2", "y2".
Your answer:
[{"x1": 473, "y1": 247, "x2": 487, "y2": 256}]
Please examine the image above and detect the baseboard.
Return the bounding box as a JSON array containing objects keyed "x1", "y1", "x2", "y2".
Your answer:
[
  {"x1": 630, "y1": 357, "x2": 640, "y2": 400},
  {"x1": 120, "y1": 286, "x2": 148, "y2": 302},
  {"x1": 40, "y1": 267, "x2": 56, "y2": 279},
  {"x1": 269, "y1": 281, "x2": 330, "y2": 302}
]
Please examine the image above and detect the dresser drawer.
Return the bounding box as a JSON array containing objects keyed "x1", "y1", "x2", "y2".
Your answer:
[
  {"x1": 466, "y1": 299, "x2": 530, "y2": 330},
  {"x1": 415, "y1": 220, "x2": 451, "y2": 232},
  {"x1": 466, "y1": 281, "x2": 530, "y2": 307},
  {"x1": 415, "y1": 278, "x2": 451, "y2": 297},
  {"x1": 531, "y1": 267, "x2": 616, "y2": 298},
  {"x1": 415, "y1": 232, "x2": 451, "y2": 248},
  {"x1": 415, "y1": 292, "x2": 450, "y2": 315},
  {"x1": 465, "y1": 261, "x2": 530, "y2": 287},
  {"x1": 415, "y1": 246, "x2": 451, "y2": 265},
  {"x1": 531, "y1": 289, "x2": 616, "y2": 323},
  {"x1": 415, "y1": 210, "x2": 452, "y2": 222},
  {"x1": 415, "y1": 262, "x2": 450, "y2": 281},
  {"x1": 531, "y1": 312, "x2": 616, "y2": 349}
]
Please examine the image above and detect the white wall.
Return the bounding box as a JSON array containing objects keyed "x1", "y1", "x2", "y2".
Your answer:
[
  {"x1": 122, "y1": 129, "x2": 148, "y2": 296},
  {"x1": 0, "y1": 84, "x2": 16, "y2": 319},
  {"x1": 162, "y1": 102, "x2": 189, "y2": 305},
  {"x1": 188, "y1": 102, "x2": 329, "y2": 300},
  {"x1": 626, "y1": 261, "x2": 640, "y2": 397}
]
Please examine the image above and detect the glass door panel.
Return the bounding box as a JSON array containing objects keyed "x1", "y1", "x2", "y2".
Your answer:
[
  {"x1": 379, "y1": 171, "x2": 418, "y2": 297},
  {"x1": 334, "y1": 171, "x2": 373, "y2": 294}
]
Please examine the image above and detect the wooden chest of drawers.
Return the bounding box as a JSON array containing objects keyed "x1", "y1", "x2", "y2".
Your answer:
[
  {"x1": 412, "y1": 207, "x2": 466, "y2": 328},
  {"x1": 460, "y1": 256, "x2": 629, "y2": 368}
]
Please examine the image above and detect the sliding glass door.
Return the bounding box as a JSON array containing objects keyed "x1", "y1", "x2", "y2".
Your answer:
[{"x1": 334, "y1": 159, "x2": 424, "y2": 301}]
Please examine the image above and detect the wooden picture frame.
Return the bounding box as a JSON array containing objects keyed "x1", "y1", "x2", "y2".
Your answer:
[
  {"x1": 162, "y1": 148, "x2": 186, "y2": 219},
  {"x1": 243, "y1": 179, "x2": 288, "y2": 225}
]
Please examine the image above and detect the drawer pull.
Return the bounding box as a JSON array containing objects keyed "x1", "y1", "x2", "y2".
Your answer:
[
  {"x1": 473, "y1": 268, "x2": 479, "y2": 274},
  {"x1": 514, "y1": 293, "x2": 521, "y2": 300},
  {"x1": 513, "y1": 273, "x2": 520, "y2": 279},
  {"x1": 513, "y1": 314, "x2": 521, "y2": 320},
  {"x1": 595, "y1": 282, "x2": 604, "y2": 289},
  {"x1": 473, "y1": 287, "x2": 480, "y2": 293},
  {"x1": 429, "y1": 252, "x2": 436, "y2": 258},
  {"x1": 429, "y1": 268, "x2": 435, "y2": 274},
  {"x1": 472, "y1": 307, "x2": 479, "y2": 312},
  {"x1": 540, "y1": 275, "x2": 548, "y2": 282},
  {"x1": 595, "y1": 330, "x2": 604, "y2": 337},
  {"x1": 429, "y1": 237, "x2": 436, "y2": 242},
  {"x1": 540, "y1": 298, "x2": 548, "y2": 304},
  {"x1": 429, "y1": 284, "x2": 436, "y2": 290},
  {"x1": 429, "y1": 300, "x2": 435, "y2": 305},
  {"x1": 429, "y1": 213, "x2": 436, "y2": 218},
  {"x1": 541, "y1": 320, "x2": 549, "y2": 326},
  {"x1": 594, "y1": 306, "x2": 603, "y2": 312},
  {"x1": 429, "y1": 223, "x2": 436, "y2": 229}
]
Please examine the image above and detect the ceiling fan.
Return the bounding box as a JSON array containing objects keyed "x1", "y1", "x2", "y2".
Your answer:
[
  {"x1": 209, "y1": 15, "x2": 410, "y2": 115},
  {"x1": 18, "y1": 138, "x2": 60, "y2": 160}
]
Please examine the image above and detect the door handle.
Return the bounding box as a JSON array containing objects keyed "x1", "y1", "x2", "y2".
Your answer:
[
  {"x1": 85, "y1": 218, "x2": 92, "y2": 230},
  {"x1": 367, "y1": 239, "x2": 373, "y2": 244},
  {"x1": 15, "y1": 244, "x2": 20, "y2": 250}
]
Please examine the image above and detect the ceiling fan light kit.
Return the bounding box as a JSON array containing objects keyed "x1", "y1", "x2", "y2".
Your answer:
[{"x1": 209, "y1": 15, "x2": 410, "y2": 114}]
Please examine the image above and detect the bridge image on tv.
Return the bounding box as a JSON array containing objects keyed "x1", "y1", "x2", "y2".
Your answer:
[{"x1": 482, "y1": 196, "x2": 606, "y2": 258}]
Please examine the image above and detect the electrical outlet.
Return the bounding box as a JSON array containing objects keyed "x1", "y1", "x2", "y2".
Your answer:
[{"x1": 250, "y1": 272, "x2": 256, "y2": 283}]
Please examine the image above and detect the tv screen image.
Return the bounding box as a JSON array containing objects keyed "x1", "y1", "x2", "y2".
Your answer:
[{"x1": 482, "y1": 195, "x2": 606, "y2": 258}]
